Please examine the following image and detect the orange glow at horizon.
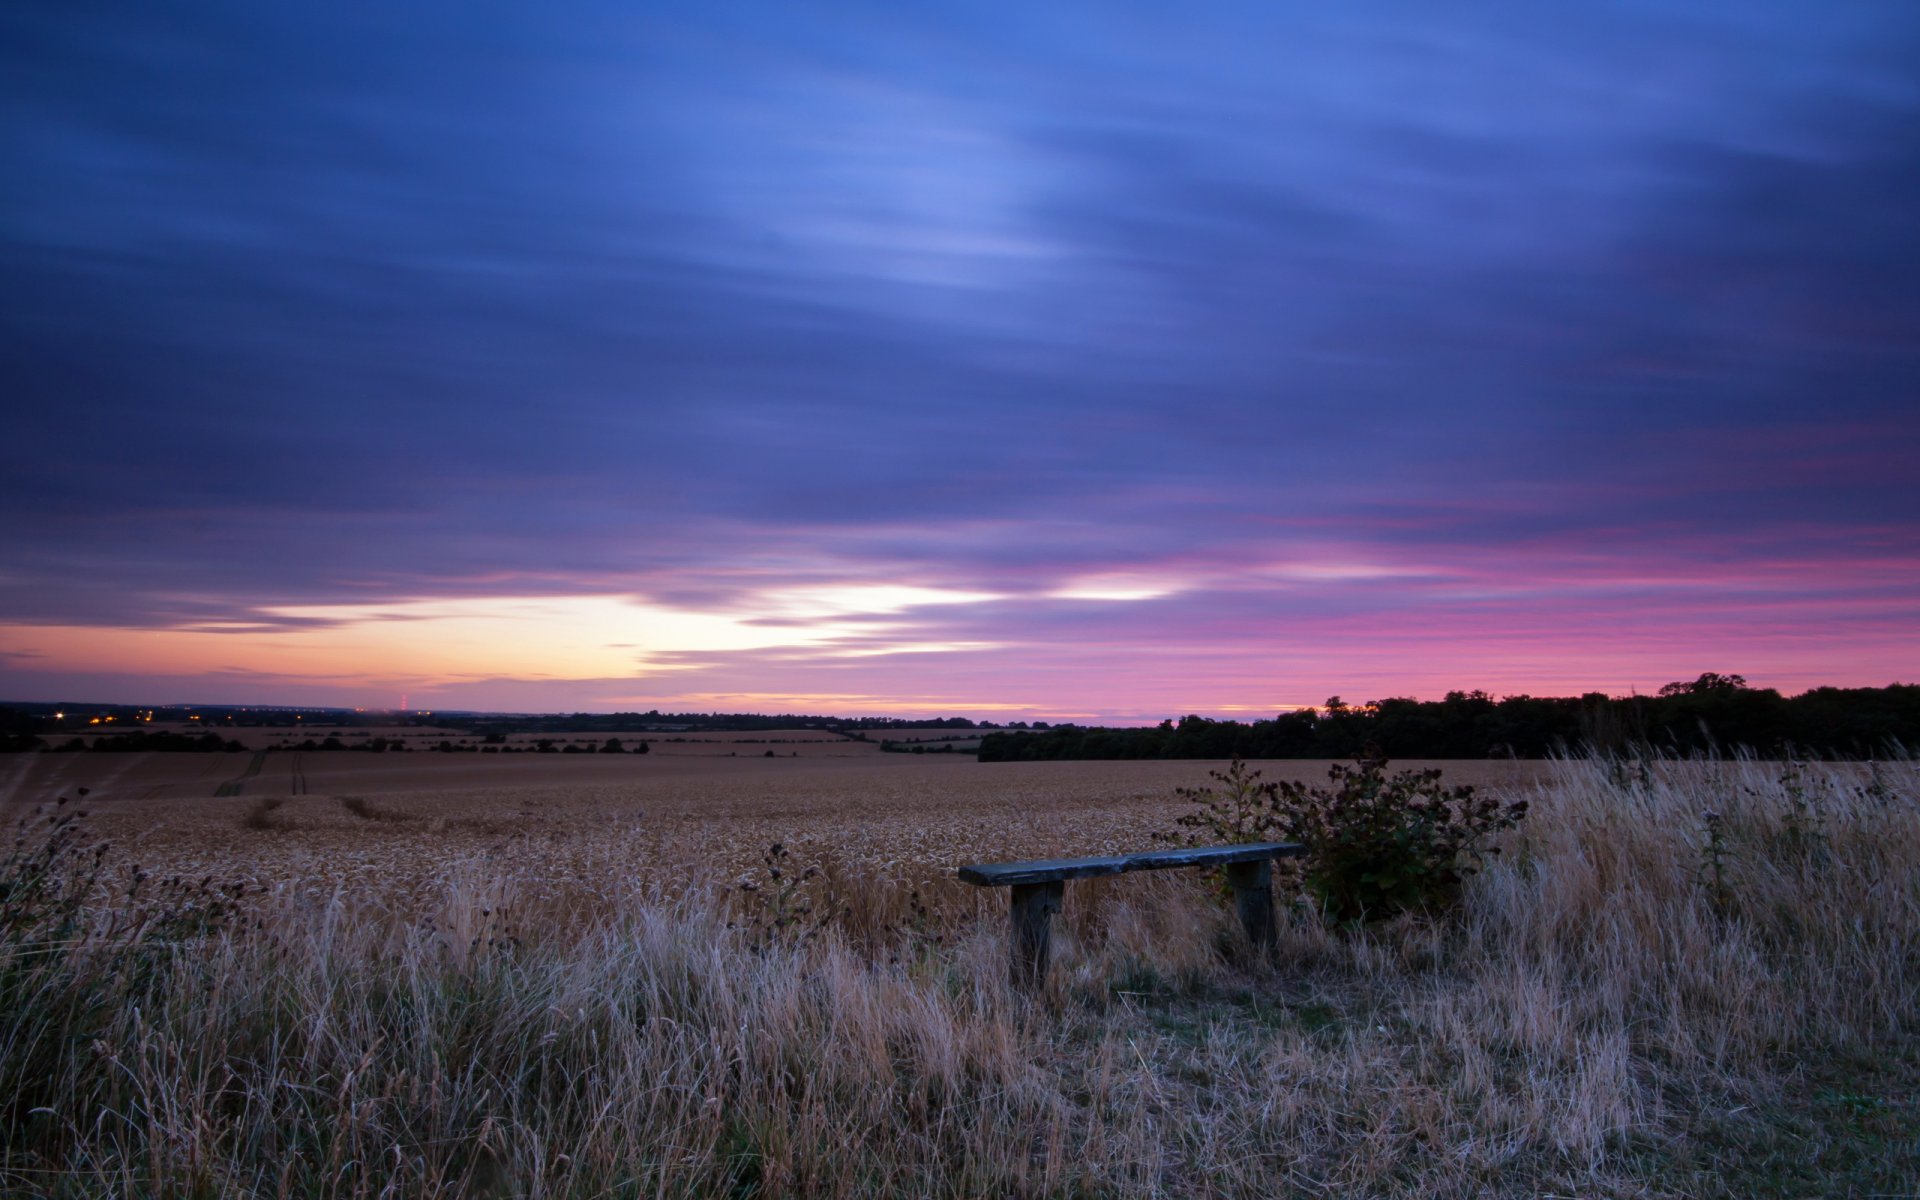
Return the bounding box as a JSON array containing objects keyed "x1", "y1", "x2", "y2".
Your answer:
[
  {"x1": 0, "y1": 588, "x2": 1010, "y2": 692},
  {"x1": 2, "y1": 560, "x2": 1912, "y2": 720}
]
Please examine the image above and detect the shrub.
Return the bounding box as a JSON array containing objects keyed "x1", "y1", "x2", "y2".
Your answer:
[
  {"x1": 1173, "y1": 757, "x2": 1278, "y2": 845},
  {"x1": 1176, "y1": 752, "x2": 1528, "y2": 922}
]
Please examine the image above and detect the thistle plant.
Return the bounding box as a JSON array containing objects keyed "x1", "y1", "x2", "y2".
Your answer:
[
  {"x1": 1172, "y1": 758, "x2": 1279, "y2": 846},
  {"x1": 1698, "y1": 809, "x2": 1733, "y2": 919},
  {"x1": 732, "y1": 842, "x2": 838, "y2": 951},
  {"x1": 1777, "y1": 761, "x2": 1829, "y2": 860}
]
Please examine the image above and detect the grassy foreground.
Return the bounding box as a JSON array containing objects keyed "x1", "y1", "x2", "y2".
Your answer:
[{"x1": 2, "y1": 758, "x2": 1915, "y2": 1197}]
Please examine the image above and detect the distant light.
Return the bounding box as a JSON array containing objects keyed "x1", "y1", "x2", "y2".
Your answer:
[
  {"x1": 54, "y1": 712, "x2": 64, "y2": 719},
  {"x1": 88, "y1": 717, "x2": 100, "y2": 725}
]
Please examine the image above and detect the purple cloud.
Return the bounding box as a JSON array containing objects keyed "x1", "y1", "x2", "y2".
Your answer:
[{"x1": 2, "y1": 1, "x2": 1916, "y2": 714}]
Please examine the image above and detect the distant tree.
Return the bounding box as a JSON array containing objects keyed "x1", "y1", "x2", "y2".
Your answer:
[
  {"x1": 0, "y1": 707, "x2": 40, "y2": 753},
  {"x1": 1659, "y1": 672, "x2": 1750, "y2": 698}
]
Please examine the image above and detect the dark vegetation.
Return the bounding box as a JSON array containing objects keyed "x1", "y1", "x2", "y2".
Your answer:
[
  {"x1": 48, "y1": 729, "x2": 246, "y2": 753},
  {"x1": 8, "y1": 675, "x2": 1914, "y2": 761},
  {"x1": 449, "y1": 712, "x2": 989, "y2": 738},
  {"x1": 1, "y1": 701, "x2": 384, "y2": 730},
  {"x1": 0, "y1": 707, "x2": 40, "y2": 753},
  {"x1": 879, "y1": 736, "x2": 977, "y2": 754},
  {"x1": 1, "y1": 701, "x2": 1036, "y2": 745},
  {"x1": 1174, "y1": 755, "x2": 1528, "y2": 922},
  {"x1": 980, "y1": 675, "x2": 1920, "y2": 761}
]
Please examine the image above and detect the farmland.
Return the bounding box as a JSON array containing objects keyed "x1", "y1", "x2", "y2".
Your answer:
[
  {"x1": 1, "y1": 741, "x2": 1550, "y2": 904},
  {"x1": 2, "y1": 742, "x2": 1915, "y2": 1196}
]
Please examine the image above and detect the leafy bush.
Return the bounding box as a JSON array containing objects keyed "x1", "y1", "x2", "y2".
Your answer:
[{"x1": 1176, "y1": 752, "x2": 1528, "y2": 922}]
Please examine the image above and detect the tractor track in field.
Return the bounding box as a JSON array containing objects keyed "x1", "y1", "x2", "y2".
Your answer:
[
  {"x1": 215, "y1": 750, "x2": 270, "y2": 798},
  {"x1": 138, "y1": 758, "x2": 221, "y2": 802},
  {"x1": 0, "y1": 753, "x2": 49, "y2": 812},
  {"x1": 136, "y1": 755, "x2": 229, "y2": 802}
]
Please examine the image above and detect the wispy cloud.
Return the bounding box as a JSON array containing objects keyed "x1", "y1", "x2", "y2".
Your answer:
[{"x1": 2, "y1": 1, "x2": 1916, "y2": 714}]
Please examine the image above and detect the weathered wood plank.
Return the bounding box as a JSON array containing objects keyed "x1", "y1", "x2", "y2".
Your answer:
[
  {"x1": 957, "y1": 842, "x2": 1303, "y2": 888},
  {"x1": 1009, "y1": 880, "x2": 1064, "y2": 988},
  {"x1": 1225, "y1": 858, "x2": 1276, "y2": 951}
]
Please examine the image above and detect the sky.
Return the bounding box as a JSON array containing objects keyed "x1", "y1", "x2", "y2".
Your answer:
[{"x1": 2, "y1": 1, "x2": 1917, "y2": 722}]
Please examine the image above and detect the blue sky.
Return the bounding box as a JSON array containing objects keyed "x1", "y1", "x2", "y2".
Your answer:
[{"x1": 2, "y1": 1, "x2": 1916, "y2": 718}]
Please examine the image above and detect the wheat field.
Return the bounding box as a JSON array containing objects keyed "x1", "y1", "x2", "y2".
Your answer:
[
  {"x1": 1, "y1": 747, "x2": 1913, "y2": 1196},
  {"x1": 2, "y1": 747, "x2": 1549, "y2": 903}
]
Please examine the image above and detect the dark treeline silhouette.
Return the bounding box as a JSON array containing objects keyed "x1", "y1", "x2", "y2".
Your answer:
[
  {"x1": 3, "y1": 702, "x2": 1051, "y2": 743},
  {"x1": 977, "y1": 676, "x2": 1920, "y2": 761},
  {"x1": 45, "y1": 729, "x2": 247, "y2": 753},
  {"x1": 451, "y1": 711, "x2": 989, "y2": 737},
  {"x1": 2, "y1": 702, "x2": 384, "y2": 729},
  {"x1": 0, "y1": 706, "x2": 37, "y2": 752}
]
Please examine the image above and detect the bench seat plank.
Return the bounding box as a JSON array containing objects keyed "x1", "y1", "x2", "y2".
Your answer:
[{"x1": 958, "y1": 841, "x2": 1303, "y2": 888}]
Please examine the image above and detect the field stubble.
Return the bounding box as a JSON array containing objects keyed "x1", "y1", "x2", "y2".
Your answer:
[
  {"x1": 0, "y1": 751, "x2": 1914, "y2": 1197},
  {"x1": 17, "y1": 753, "x2": 1550, "y2": 906}
]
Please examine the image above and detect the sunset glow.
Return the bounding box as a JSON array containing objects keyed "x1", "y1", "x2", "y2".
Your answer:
[{"x1": 2, "y1": 3, "x2": 1915, "y2": 720}]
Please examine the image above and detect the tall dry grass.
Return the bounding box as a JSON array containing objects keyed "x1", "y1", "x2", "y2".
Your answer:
[{"x1": 1, "y1": 756, "x2": 1914, "y2": 1197}]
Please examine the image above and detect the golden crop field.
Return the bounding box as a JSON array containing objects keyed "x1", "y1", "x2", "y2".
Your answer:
[
  {"x1": 4, "y1": 743, "x2": 1913, "y2": 1196},
  {"x1": 3, "y1": 738, "x2": 1551, "y2": 908}
]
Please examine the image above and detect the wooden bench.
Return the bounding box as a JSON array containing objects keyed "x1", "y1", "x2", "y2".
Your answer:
[{"x1": 957, "y1": 842, "x2": 1305, "y2": 986}]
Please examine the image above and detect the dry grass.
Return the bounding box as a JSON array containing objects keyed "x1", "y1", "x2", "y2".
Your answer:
[{"x1": 1, "y1": 754, "x2": 1914, "y2": 1196}]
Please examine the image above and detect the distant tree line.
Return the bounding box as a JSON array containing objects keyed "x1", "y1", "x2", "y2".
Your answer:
[
  {"x1": 284, "y1": 736, "x2": 401, "y2": 752},
  {"x1": 272, "y1": 736, "x2": 651, "y2": 754},
  {"x1": 43, "y1": 729, "x2": 247, "y2": 753},
  {"x1": 1, "y1": 702, "x2": 420, "y2": 729},
  {"x1": 0, "y1": 725, "x2": 665, "y2": 756},
  {"x1": 0, "y1": 707, "x2": 39, "y2": 753},
  {"x1": 454, "y1": 711, "x2": 999, "y2": 736},
  {"x1": 977, "y1": 676, "x2": 1920, "y2": 762},
  {"x1": 0, "y1": 703, "x2": 1061, "y2": 746},
  {"x1": 454, "y1": 711, "x2": 830, "y2": 737}
]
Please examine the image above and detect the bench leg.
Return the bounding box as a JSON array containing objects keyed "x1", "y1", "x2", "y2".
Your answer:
[
  {"x1": 1009, "y1": 880, "x2": 1064, "y2": 988},
  {"x1": 1225, "y1": 860, "x2": 1275, "y2": 953}
]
